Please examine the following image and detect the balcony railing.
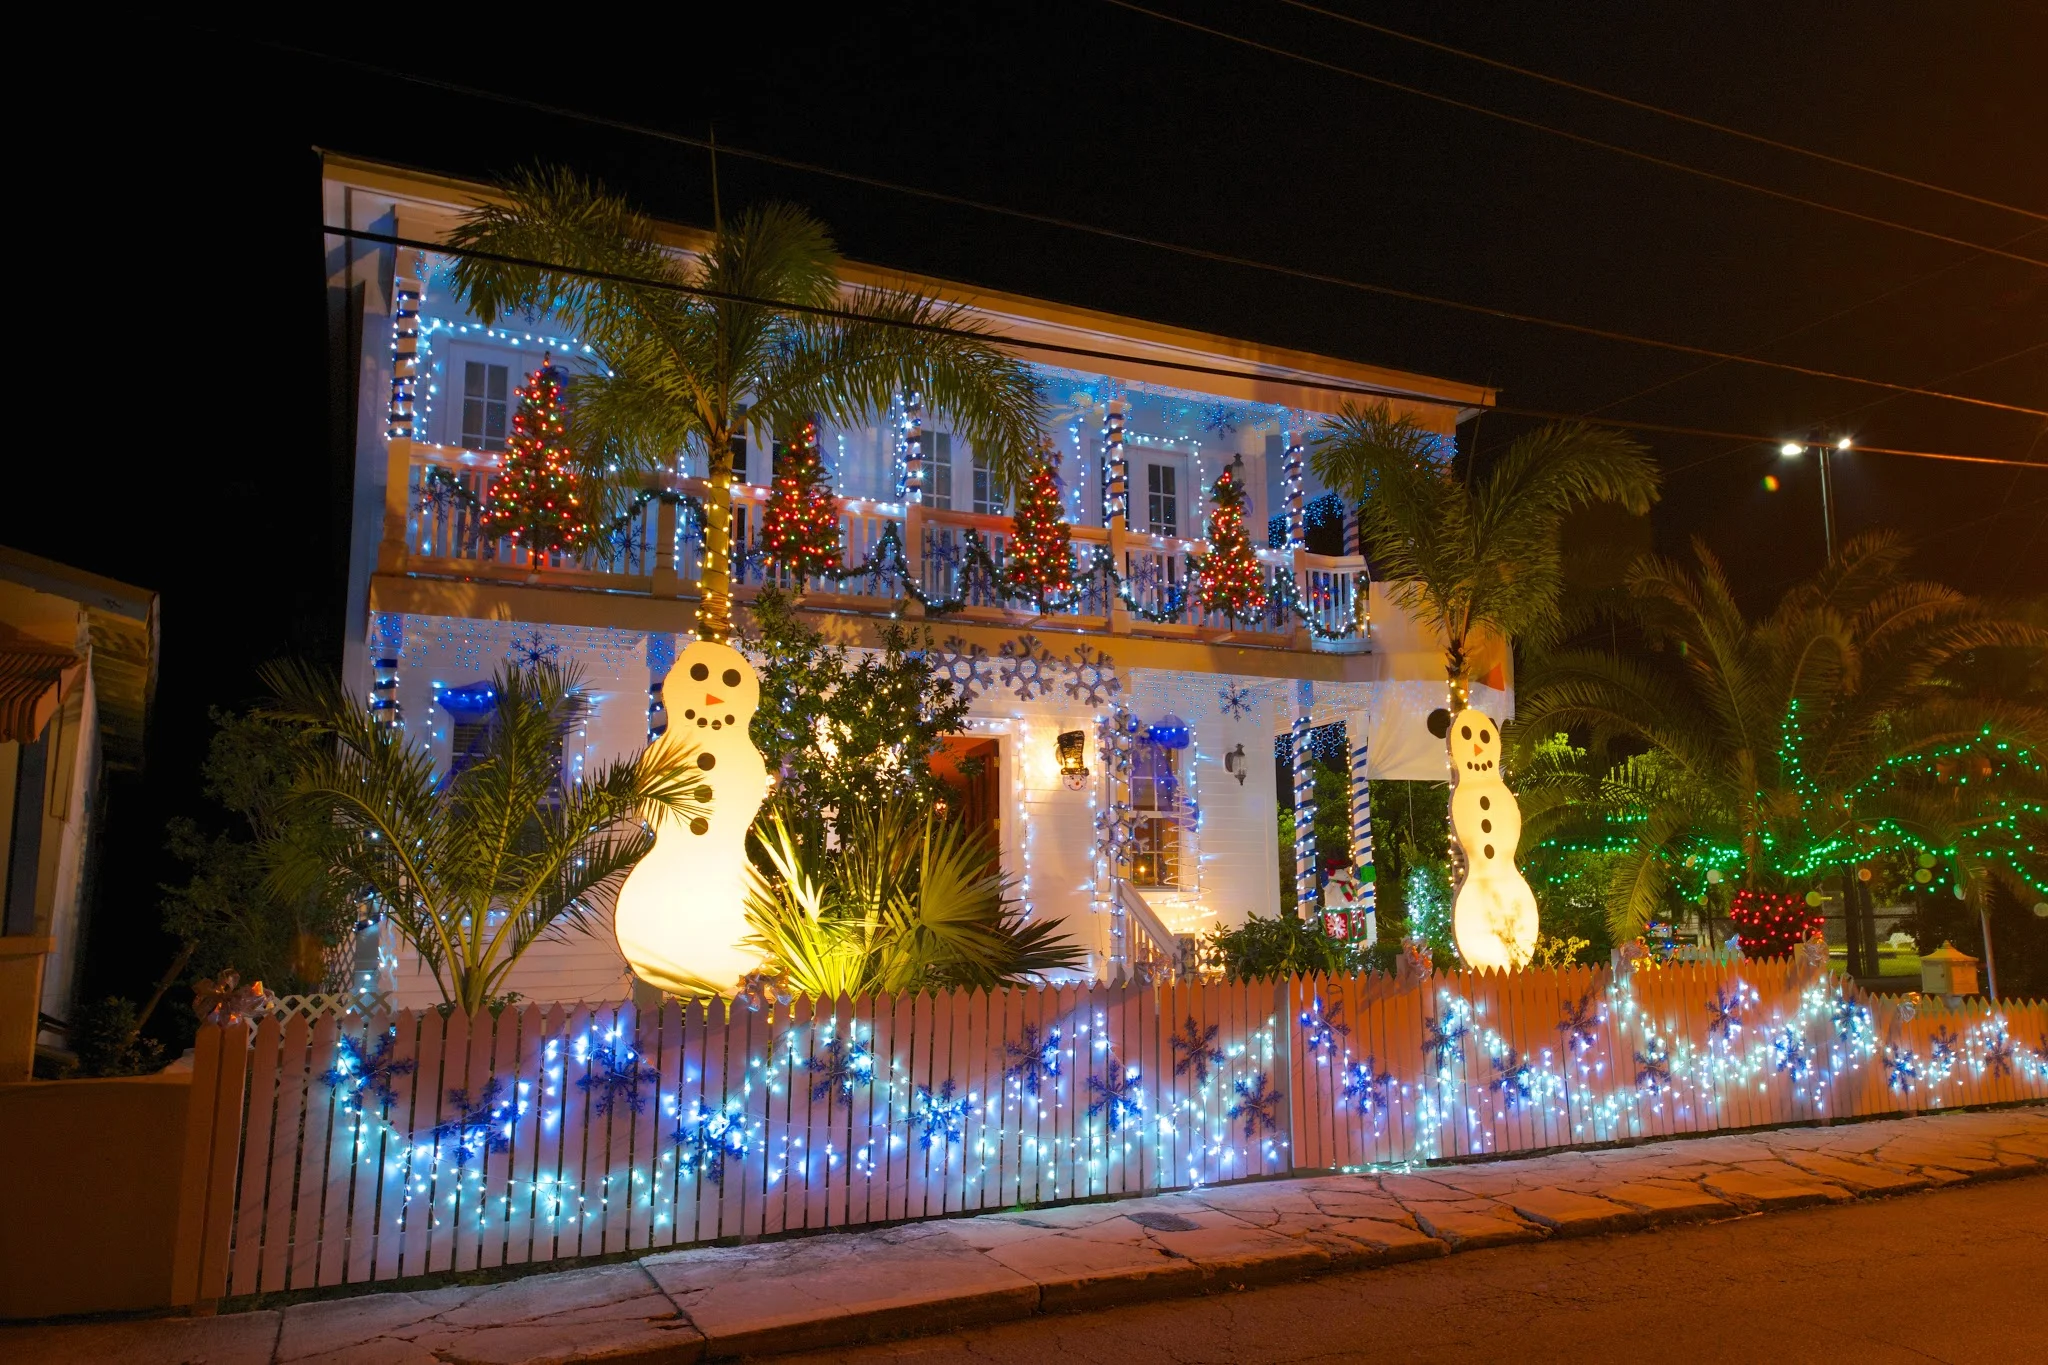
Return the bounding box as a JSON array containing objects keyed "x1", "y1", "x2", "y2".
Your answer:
[{"x1": 382, "y1": 439, "x2": 1370, "y2": 652}]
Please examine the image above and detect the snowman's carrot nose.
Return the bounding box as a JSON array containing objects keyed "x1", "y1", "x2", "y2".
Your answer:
[
  {"x1": 1473, "y1": 742, "x2": 1483, "y2": 755},
  {"x1": 706, "y1": 694, "x2": 724, "y2": 706}
]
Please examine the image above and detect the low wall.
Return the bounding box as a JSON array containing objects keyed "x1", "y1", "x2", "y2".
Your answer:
[{"x1": 0, "y1": 1073, "x2": 191, "y2": 1318}]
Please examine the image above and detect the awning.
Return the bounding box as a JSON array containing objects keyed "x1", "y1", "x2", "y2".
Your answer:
[{"x1": 0, "y1": 625, "x2": 83, "y2": 745}]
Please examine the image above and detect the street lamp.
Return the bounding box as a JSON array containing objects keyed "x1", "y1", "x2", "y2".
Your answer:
[{"x1": 1778, "y1": 431, "x2": 1851, "y2": 563}]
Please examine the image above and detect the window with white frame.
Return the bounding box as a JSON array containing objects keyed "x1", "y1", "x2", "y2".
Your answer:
[
  {"x1": 1145, "y1": 461, "x2": 1179, "y2": 537},
  {"x1": 460, "y1": 359, "x2": 512, "y2": 451},
  {"x1": 925, "y1": 431, "x2": 954, "y2": 509},
  {"x1": 1129, "y1": 739, "x2": 1181, "y2": 887},
  {"x1": 971, "y1": 448, "x2": 1005, "y2": 515}
]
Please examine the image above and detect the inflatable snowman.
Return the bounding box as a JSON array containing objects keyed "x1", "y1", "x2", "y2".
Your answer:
[
  {"x1": 614, "y1": 640, "x2": 770, "y2": 997},
  {"x1": 1428, "y1": 706, "x2": 1538, "y2": 970}
]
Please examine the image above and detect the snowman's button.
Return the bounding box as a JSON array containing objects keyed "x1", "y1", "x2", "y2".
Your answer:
[
  {"x1": 689, "y1": 817, "x2": 709, "y2": 836},
  {"x1": 1479, "y1": 795, "x2": 1491, "y2": 810},
  {"x1": 1481, "y1": 819, "x2": 1492, "y2": 833},
  {"x1": 1483, "y1": 844, "x2": 1495, "y2": 859},
  {"x1": 697, "y1": 718, "x2": 709, "y2": 728},
  {"x1": 697, "y1": 753, "x2": 716, "y2": 769}
]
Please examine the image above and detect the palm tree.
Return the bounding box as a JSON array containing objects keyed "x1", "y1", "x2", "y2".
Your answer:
[
  {"x1": 260, "y1": 660, "x2": 708, "y2": 1013},
  {"x1": 744, "y1": 795, "x2": 1085, "y2": 995},
  {"x1": 447, "y1": 167, "x2": 1047, "y2": 641},
  {"x1": 1516, "y1": 533, "x2": 2048, "y2": 939},
  {"x1": 1309, "y1": 403, "x2": 1660, "y2": 707}
]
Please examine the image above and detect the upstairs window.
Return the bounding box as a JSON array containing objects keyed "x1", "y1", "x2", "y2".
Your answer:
[
  {"x1": 462, "y1": 360, "x2": 511, "y2": 451},
  {"x1": 971, "y1": 448, "x2": 1004, "y2": 515},
  {"x1": 925, "y1": 432, "x2": 954, "y2": 509},
  {"x1": 1145, "y1": 463, "x2": 1178, "y2": 537}
]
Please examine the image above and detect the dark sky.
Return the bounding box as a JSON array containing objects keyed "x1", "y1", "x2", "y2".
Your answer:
[{"x1": 21, "y1": 3, "x2": 2047, "y2": 1001}]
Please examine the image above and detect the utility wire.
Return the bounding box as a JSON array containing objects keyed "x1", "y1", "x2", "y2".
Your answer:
[
  {"x1": 325, "y1": 223, "x2": 2048, "y2": 471},
  {"x1": 259, "y1": 37, "x2": 2041, "y2": 418},
  {"x1": 1104, "y1": 1, "x2": 2048, "y2": 269},
  {"x1": 1275, "y1": 0, "x2": 2048, "y2": 224}
]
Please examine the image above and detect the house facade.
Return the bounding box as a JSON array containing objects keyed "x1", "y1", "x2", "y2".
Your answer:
[{"x1": 322, "y1": 156, "x2": 1507, "y2": 1005}]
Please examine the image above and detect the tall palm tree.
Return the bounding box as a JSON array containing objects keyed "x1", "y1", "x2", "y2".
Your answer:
[
  {"x1": 1310, "y1": 403, "x2": 1660, "y2": 707},
  {"x1": 447, "y1": 168, "x2": 1047, "y2": 641},
  {"x1": 260, "y1": 660, "x2": 708, "y2": 1013},
  {"x1": 1517, "y1": 533, "x2": 2048, "y2": 938}
]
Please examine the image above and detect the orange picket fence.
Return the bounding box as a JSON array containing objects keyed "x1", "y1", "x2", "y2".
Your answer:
[{"x1": 168, "y1": 963, "x2": 2048, "y2": 1307}]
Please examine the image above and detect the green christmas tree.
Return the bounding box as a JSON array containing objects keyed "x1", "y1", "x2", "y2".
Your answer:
[
  {"x1": 1195, "y1": 466, "x2": 1267, "y2": 622},
  {"x1": 760, "y1": 417, "x2": 843, "y2": 588},
  {"x1": 482, "y1": 358, "x2": 596, "y2": 563},
  {"x1": 1003, "y1": 446, "x2": 1074, "y2": 608}
]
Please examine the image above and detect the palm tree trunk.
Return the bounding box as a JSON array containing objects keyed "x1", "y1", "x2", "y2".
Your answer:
[{"x1": 701, "y1": 436, "x2": 736, "y2": 642}]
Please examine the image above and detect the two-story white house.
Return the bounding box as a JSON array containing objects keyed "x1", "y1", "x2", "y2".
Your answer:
[{"x1": 322, "y1": 155, "x2": 1509, "y2": 1005}]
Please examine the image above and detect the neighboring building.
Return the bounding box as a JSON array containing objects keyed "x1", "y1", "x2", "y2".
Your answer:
[
  {"x1": 0, "y1": 549, "x2": 157, "y2": 1079},
  {"x1": 323, "y1": 156, "x2": 1508, "y2": 1004}
]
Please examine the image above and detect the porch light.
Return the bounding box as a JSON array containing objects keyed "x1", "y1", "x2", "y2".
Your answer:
[
  {"x1": 1056, "y1": 729, "x2": 1089, "y2": 790},
  {"x1": 1224, "y1": 743, "x2": 1247, "y2": 785}
]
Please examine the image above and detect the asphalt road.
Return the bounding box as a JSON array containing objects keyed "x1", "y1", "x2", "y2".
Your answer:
[{"x1": 775, "y1": 1177, "x2": 2046, "y2": 1365}]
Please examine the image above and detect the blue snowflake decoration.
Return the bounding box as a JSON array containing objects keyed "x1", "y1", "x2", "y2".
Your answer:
[
  {"x1": 804, "y1": 1035, "x2": 876, "y2": 1107},
  {"x1": 924, "y1": 528, "x2": 962, "y2": 571},
  {"x1": 1770, "y1": 1026, "x2": 1812, "y2": 1080},
  {"x1": 1556, "y1": 991, "x2": 1601, "y2": 1056},
  {"x1": 1927, "y1": 1025, "x2": 1960, "y2": 1067},
  {"x1": 673, "y1": 1099, "x2": 749, "y2": 1186},
  {"x1": 1422, "y1": 1011, "x2": 1467, "y2": 1071},
  {"x1": 1634, "y1": 1046, "x2": 1672, "y2": 1095},
  {"x1": 1705, "y1": 985, "x2": 1747, "y2": 1044},
  {"x1": 574, "y1": 1035, "x2": 653, "y2": 1117},
  {"x1": 1217, "y1": 682, "x2": 1256, "y2": 722},
  {"x1": 1488, "y1": 1049, "x2": 1536, "y2": 1110},
  {"x1": 1087, "y1": 1056, "x2": 1143, "y2": 1135},
  {"x1": 1342, "y1": 1057, "x2": 1393, "y2": 1114},
  {"x1": 1299, "y1": 996, "x2": 1349, "y2": 1055},
  {"x1": 1199, "y1": 401, "x2": 1240, "y2": 438},
  {"x1": 506, "y1": 628, "x2": 561, "y2": 669},
  {"x1": 1002, "y1": 1022, "x2": 1063, "y2": 1097},
  {"x1": 1227, "y1": 1072, "x2": 1283, "y2": 1141},
  {"x1": 323, "y1": 1026, "x2": 416, "y2": 1108},
  {"x1": 1985, "y1": 1031, "x2": 2016, "y2": 1078},
  {"x1": 915, "y1": 1079, "x2": 970, "y2": 1149},
  {"x1": 1170, "y1": 1017, "x2": 1226, "y2": 1085},
  {"x1": 1885, "y1": 1046, "x2": 1919, "y2": 1093},
  {"x1": 426, "y1": 1078, "x2": 518, "y2": 1167},
  {"x1": 1830, "y1": 996, "x2": 1873, "y2": 1041}
]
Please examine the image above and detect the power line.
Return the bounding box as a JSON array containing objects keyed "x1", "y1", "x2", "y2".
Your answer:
[
  {"x1": 1103, "y1": 1, "x2": 2048, "y2": 270},
  {"x1": 1275, "y1": 0, "x2": 2048, "y2": 225},
  {"x1": 325, "y1": 223, "x2": 2048, "y2": 472},
  {"x1": 257, "y1": 38, "x2": 2046, "y2": 418}
]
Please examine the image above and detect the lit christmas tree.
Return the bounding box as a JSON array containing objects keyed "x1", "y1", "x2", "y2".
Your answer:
[
  {"x1": 482, "y1": 357, "x2": 597, "y2": 565},
  {"x1": 760, "y1": 416, "x2": 843, "y2": 588},
  {"x1": 1195, "y1": 464, "x2": 1266, "y2": 622},
  {"x1": 1003, "y1": 446, "x2": 1074, "y2": 608}
]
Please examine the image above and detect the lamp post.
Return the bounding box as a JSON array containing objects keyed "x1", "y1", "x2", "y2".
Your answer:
[{"x1": 1778, "y1": 431, "x2": 1853, "y2": 563}]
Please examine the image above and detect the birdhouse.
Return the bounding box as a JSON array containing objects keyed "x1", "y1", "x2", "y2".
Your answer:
[{"x1": 1919, "y1": 942, "x2": 1979, "y2": 996}]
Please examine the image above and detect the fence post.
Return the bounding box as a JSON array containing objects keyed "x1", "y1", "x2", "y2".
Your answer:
[{"x1": 169, "y1": 1022, "x2": 251, "y2": 1311}]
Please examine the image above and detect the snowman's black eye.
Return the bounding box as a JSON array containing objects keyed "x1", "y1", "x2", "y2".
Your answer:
[
  {"x1": 1460, "y1": 725, "x2": 1471, "y2": 740},
  {"x1": 1480, "y1": 730, "x2": 1491, "y2": 744},
  {"x1": 690, "y1": 663, "x2": 709, "y2": 681},
  {"x1": 722, "y1": 668, "x2": 742, "y2": 688}
]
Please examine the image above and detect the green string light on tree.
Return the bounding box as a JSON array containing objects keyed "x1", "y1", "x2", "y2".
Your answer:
[
  {"x1": 760, "y1": 416, "x2": 844, "y2": 588},
  {"x1": 1194, "y1": 465, "x2": 1266, "y2": 623},
  {"x1": 1003, "y1": 446, "x2": 1075, "y2": 610},
  {"x1": 481, "y1": 357, "x2": 598, "y2": 564}
]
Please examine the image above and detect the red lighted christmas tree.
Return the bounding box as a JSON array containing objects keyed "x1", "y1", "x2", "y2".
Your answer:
[
  {"x1": 1195, "y1": 466, "x2": 1266, "y2": 622},
  {"x1": 760, "y1": 417, "x2": 842, "y2": 587},
  {"x1": 1728, "y1": 889, "x2": 1826, "y2": 960},
  {"x1": 481, "y1": 358, "x2": 596, "y2": 565},
  {"x1": 1004, "y1": 449, "x2": 1074, "y2": 607}
]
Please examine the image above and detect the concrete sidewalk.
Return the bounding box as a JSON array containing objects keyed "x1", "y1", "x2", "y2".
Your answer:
[{"x1": 11, "y1": 1106, "x2": 2046, "y2": 1365}]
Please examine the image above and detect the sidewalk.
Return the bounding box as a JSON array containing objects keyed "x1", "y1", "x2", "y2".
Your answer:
[{"x1": 12, "y1": 1105, "x2": 2046, "y2": 1365}]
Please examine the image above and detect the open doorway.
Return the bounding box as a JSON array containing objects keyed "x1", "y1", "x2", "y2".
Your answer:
[{"x1": 929, "y1": 736, "x2": 1001, "y2": 855}]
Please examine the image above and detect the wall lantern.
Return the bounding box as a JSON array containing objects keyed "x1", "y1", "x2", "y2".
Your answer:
[
  {"x1": 1224, "y1": 743, "x2": 1247, "y2": 785},
  {"x1": 1056, "y1": 730, "x2": 1090, "y2": 790}
]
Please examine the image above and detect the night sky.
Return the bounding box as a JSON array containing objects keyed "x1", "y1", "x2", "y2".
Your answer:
[{"x1": 20, "y1": 4, "x2": 2046, "y2": 1004}]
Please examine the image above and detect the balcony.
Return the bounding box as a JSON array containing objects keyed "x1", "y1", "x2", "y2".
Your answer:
[{"x1": 376, "y1": 439, "x2": 1370, "y2": 654}]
